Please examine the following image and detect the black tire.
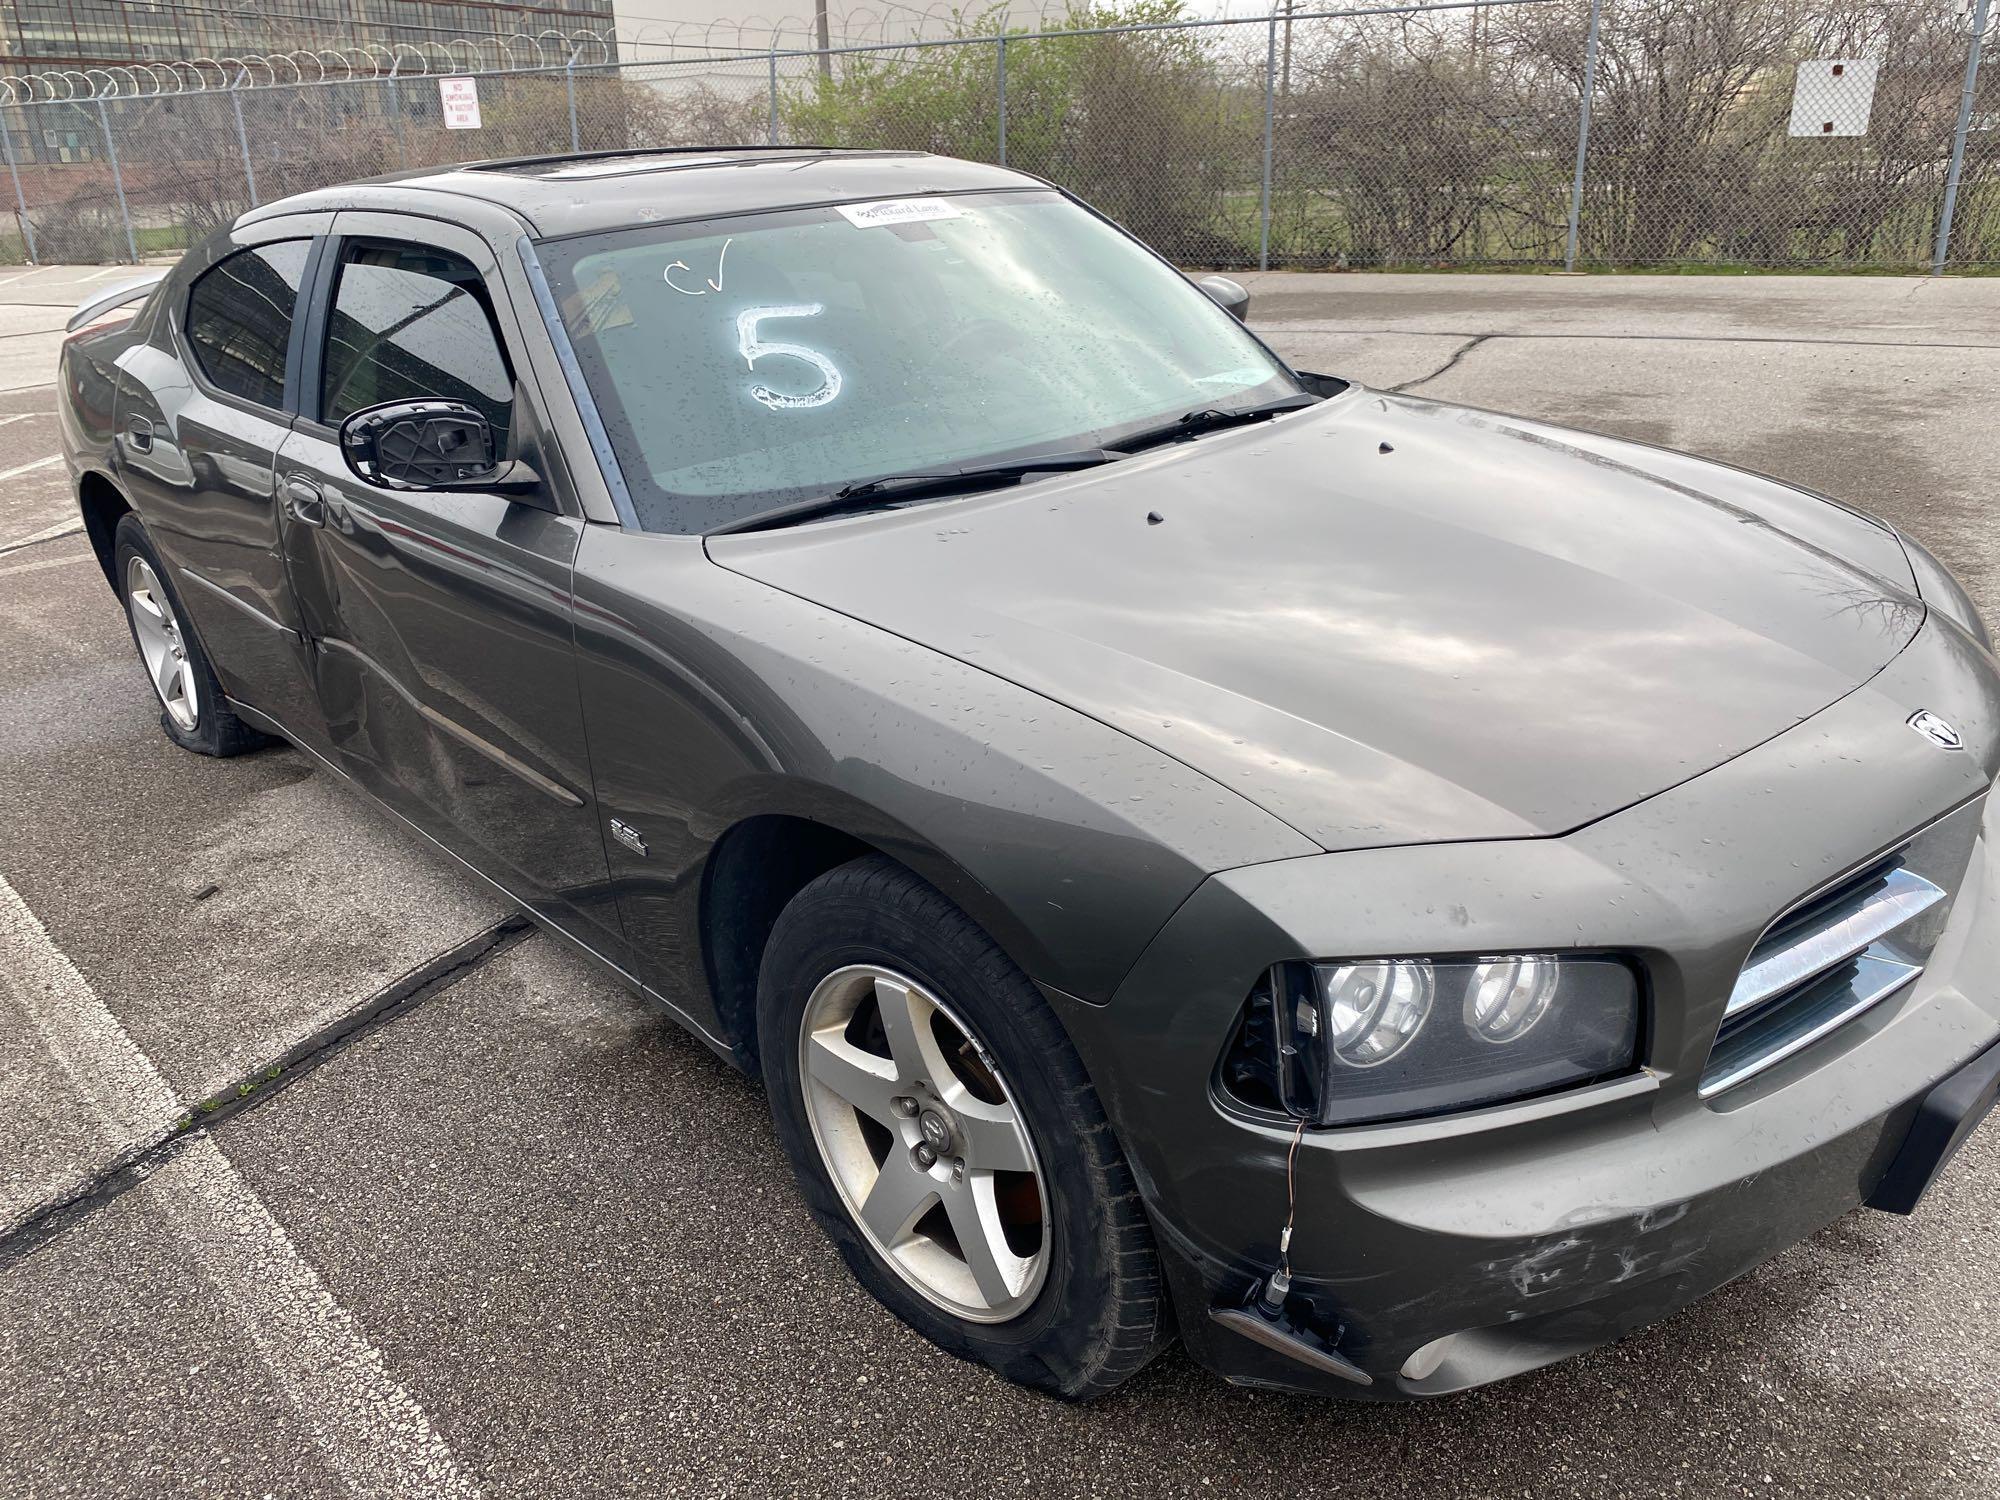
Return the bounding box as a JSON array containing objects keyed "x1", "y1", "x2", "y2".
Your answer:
[
  {"x1": 113, "y1": 512, "x2": 268, "y2": 758},
  {"x1": 758, "y1": 854, "x2": 1170, "y2": 1400}
]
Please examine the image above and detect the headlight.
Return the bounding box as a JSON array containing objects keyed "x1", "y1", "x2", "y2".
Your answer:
[
  {"x1": 1220, "y1": 955, "x2": 1641, "y2": 1127},
  {"x1": 1319, "y1": 961, "x2": 1433, "y2": 1066}
]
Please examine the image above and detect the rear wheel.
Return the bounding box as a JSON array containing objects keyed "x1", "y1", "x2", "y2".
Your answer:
[
  {"x1": 114, "y1": 513, "x2": 267, "y2": 757},
  {"x1": 758, "y1": 855, "x2": 1170, "y2": 1399}
]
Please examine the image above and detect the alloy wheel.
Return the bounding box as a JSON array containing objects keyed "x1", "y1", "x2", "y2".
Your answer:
[
  {"x1": 798, "y1": 964, "x2": 1050, "y2": 1323},
  {"x1": 125, "y1": 555, "x2": 198, "y2": 732}
]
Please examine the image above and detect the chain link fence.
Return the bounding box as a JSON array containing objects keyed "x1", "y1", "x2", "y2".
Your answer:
[{"x1": 0, "y1": 0, "x2": 1993, "y2": 273}]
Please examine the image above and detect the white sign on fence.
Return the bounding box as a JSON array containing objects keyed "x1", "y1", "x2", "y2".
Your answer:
[
  {"x1": 439, "y1": 76, "x2": 482, "y2": 131},
  {"x1": 1788, "y1": 59, "x2": 1878, "y2": 137}
]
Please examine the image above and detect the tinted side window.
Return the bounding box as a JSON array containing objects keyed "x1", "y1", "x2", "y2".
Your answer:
[
  {"x1": 185, "y1": 241, "x2": 311, "y2": 409},
  {"x1": 321, "y1": 241, "x2": 512, "y2": 444}
]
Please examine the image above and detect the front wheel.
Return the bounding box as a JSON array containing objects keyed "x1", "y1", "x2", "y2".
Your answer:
[{"x1": 758, "y1": 855, "x2": 1170, "y2": 1399}]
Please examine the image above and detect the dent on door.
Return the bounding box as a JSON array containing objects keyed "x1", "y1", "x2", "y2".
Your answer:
[{"x1": 275, "y1": 425, "x2": 622, "y2": 950}]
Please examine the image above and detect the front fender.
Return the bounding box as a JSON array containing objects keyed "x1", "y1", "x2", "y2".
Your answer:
[{"x1": 568, "y1": 527, "x2": 1315, "y2": 1028}]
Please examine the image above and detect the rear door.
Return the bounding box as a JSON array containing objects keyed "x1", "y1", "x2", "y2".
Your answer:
[
  {"x1": 273, "y1": 213, "x2": 621, "y2": 952},
  {"x1": 112, "y1": 216, "x2": 332, "y2": 744}
]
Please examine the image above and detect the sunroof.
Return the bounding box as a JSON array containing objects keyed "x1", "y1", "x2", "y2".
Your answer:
[
  {"x1": 474, "y1": 148, "x2": 879, "y2": 181},
  {"x1": 534, "y1": 154, "x2": 738, "y2": 179}
]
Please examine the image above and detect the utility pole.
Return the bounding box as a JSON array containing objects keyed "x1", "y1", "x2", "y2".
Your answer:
[{"x1": 816, "y1": 0, "x2": 832, "y2": 79}]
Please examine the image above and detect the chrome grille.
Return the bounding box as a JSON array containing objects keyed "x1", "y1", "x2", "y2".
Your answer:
[{"x1": 1702, "y1": 799, "x2": 1983, "y2": 1098}]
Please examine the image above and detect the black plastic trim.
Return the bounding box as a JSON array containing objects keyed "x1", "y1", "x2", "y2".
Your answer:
[
  {"x1": 1868, "y1": 1036, "x2": 2000, "y2": 1214},
  {"x1": 293, "y1": 231, "x2": 341, "y2": 426}
]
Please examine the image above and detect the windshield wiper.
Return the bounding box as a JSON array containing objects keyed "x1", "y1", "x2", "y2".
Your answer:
[
  {"x1": 1111, "y1": 393, "x2": 1319, "y2": 456},
  {"x1": 705, "y1": 450, "x2": 1118, "y2": 536},
  {"x1": 704, "y1": 397, "x2": 1315, "y2": 537}
]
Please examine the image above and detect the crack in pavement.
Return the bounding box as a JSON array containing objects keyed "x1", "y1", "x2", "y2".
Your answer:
[
  {"x1": 0, "y1": 520, "x2": 82, "y2": 556},
  {"x1": 1348, "y1": 316, "x2": 2000, "y2": 396},
  {"x1": 1, "y1": 870, "x2": 515, "y2": 1496},
  {"x1": 0, "y1": 910, "x2": 532, "y2": 1268},
  {"x1": 1257, "y1": 325, "x2": 2000, "y2": 352},
  {"x1": 1391, "y1": 332, "x2": 1495, "y2": 393}
]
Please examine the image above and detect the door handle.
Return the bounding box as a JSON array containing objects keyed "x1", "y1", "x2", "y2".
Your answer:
[
  {"x1": 124, "y1": 417, "x2": 153, "y2": 454},
  {"x1": 283, "y1": 474, "x2": 327, "y2": 528}
]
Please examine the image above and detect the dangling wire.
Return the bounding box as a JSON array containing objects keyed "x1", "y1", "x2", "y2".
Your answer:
[{"x1": 1278, "y1": 1114, "x2": 1306, "y2": 1279}]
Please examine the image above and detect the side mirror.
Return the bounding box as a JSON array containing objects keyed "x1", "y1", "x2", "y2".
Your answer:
[
  {"x1": 1197, "y1": 274, "x2": 1251, "y2": 323},
  {"x1": 338, "y1": 399, "x2": 541, "y2": 496}
]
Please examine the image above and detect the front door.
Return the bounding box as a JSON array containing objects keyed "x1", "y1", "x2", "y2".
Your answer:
[{"x1": 274, "y1": 214, "x2": 620, "y2": 953}]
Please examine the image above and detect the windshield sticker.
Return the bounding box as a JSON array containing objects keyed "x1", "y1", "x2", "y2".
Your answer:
[
  {"x1": 574, "y1": 269, "x2": 632, "y2": 336},
  {"x1": 835, "y1": 198, "x2": 964, "y2": 229},
  {"x1": 737, "y1": 304, "x2": 843, "y2": 410},
  {"x1": 664, "y1": 237, "x2": 731, "y2": 297}
]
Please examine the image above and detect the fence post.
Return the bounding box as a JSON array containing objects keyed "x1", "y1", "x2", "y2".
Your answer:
[
  {"x1": 0, "y1": 102, "x2": 36, "y2": 266},
  {"x1": 768, "y1": 49, "x2": 779, "y2": 145},
  {"x1": 231, "y1": 77, "x2": 259, "y2": 208},
  {"x1": 566, "y1": 49, "x2": 581, "y2": 154},
  {"x1": 1259, "y1": 13, "x2": 1277, "y2": 272},
  {"x1": 95, "y1": 98, "x2": 138, "y2": 265},
  {"x1": 387, "y1": 74, "x2": 407, "y2": 168},
  {"x1": 1564, "y1": 0, "x2": 1604, "y2": 272},
  {"x1": 996, "y1": 36, "x2": 1007, "y2": 166},
  {"x1": 1934, "y1": 0, "x2": 1992, "y2": 276}
]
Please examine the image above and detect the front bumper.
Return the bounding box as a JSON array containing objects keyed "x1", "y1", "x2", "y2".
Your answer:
[{"x1": 1054, "y1": 613, "x2": 2000, "y2": 1397}]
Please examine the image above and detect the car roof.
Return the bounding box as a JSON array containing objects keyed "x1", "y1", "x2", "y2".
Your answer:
[{"x1": 238, "y1": 147, "x2": 1046, "y2": 239}]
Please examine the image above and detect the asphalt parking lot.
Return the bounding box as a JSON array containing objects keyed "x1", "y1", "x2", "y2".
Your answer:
[{"x1": 3, "y1": 263, "x2": 1998, "y2": 1499}]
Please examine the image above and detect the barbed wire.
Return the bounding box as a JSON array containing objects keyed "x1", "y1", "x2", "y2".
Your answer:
[
  {"x1": 0, "y1": 26, "x2": 618, "y2": 103},
  {"x1": 0, "y1": 2, "x2": 1087, "y2": 101},
  {"x1": 621, "y1": 2, "x2": 1073, "y2": 59}
]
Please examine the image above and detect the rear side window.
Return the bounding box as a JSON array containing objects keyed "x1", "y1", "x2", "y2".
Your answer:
[
  {"x1": 184, "y1": 241, "x2": 311, "y2": 409},
  {"x1": 320, "y1": 241, "x2": 512, "y2": 445}
]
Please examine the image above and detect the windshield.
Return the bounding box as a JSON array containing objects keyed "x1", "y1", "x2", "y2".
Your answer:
[{"x1": 533, "y1": 189, "x2": 1301, "y2": 534}]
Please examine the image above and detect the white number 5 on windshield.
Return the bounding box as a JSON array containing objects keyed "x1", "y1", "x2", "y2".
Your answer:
[{"x1": 736, "y1": 304, "x2": 843, "y2": 411}]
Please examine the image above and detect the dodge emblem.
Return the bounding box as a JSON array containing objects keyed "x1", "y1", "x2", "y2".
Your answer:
[{"x1": 1907, "y1": 711, "x2": 1964, "y2": 751}]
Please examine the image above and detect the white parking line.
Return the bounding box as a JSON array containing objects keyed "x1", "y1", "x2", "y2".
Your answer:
[
  {"x1": 0, "y1": 453, "x2": 62, "y2": 481},
  {"x1": 0, "y1": 548, "x2": 91, "y2": 578},
  {"x1": 0, "y1": 873, "x2": 483, "y2": 1500}
]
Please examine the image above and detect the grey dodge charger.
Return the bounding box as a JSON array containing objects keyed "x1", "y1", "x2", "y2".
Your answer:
[{"x1": 57, "y1": 147, "x2": 2000, "y2": 1400}]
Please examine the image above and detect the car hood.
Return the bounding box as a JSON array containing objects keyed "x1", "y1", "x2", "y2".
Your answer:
[{"x1": 708, "y1": 389, "x2": 1924, "y2": 851}]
